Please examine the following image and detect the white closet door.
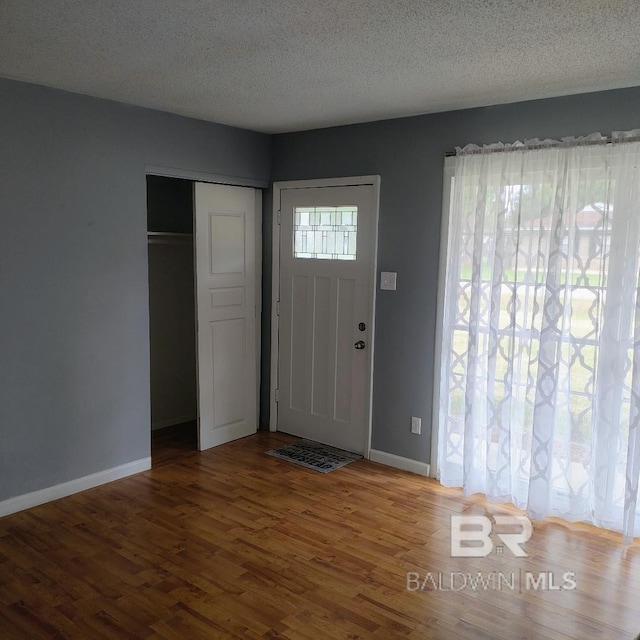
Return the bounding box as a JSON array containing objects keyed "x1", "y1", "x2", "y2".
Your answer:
[{"x1": 194, "y1": 183, "x2": 259, "y2": 450}]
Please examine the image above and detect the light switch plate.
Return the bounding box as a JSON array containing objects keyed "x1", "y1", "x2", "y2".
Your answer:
[{"x1": 380, "y1": 271, "x2": 397, "y2": 290}]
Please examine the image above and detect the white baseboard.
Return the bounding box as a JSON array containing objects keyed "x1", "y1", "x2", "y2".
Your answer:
[
  {"x1": 369, "y1": 449, "x2": 430, "y2": 476},
  {"x1": 151, "y1": 415, "x2": 196, "y2": 431},
  {"x1": 0, "y1": 457, "x2": 151, "y2": 518}
]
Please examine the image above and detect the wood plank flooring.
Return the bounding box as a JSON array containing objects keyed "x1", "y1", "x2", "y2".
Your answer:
[{"x1": 1, "y1": 430, "x2": 639, "y2": 639}]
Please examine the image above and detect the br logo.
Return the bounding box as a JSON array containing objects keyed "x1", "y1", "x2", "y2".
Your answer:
[{"x1": 450, "y1": 515, "x2": 532, "y2": 558}]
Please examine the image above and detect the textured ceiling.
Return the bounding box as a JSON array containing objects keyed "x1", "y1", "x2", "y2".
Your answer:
[{"x1": 1, "y1": 1, "x2": 640, "y2": 133}]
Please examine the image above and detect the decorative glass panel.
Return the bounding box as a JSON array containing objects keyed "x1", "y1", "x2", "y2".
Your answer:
[{"x1": 294, "y1": 206, "x2": 358, "y2": 260}]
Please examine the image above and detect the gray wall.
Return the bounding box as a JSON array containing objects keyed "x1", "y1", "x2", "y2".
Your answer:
[
  {"x1": 0, "y1": 78, "x2": 270, "y2": 501},
  {"x1": 269, "y1": 86, "x2": 640, "y2": 464}
]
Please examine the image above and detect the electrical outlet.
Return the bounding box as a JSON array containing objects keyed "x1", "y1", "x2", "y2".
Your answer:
[{"x1": 411, "y1": 416, "x2": 421, "y2": 435}]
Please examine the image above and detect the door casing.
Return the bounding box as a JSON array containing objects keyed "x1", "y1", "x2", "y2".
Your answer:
[{"x1": 270, "y1": 176, "x2": 380, "y2": 458}]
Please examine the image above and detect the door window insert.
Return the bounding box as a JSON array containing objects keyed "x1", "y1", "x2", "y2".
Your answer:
[{"x1": 294, "y1": 205, "x2": 357, "y2": 260}]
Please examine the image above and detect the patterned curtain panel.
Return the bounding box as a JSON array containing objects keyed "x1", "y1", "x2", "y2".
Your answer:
[{"x1": 438, "y1": 131, "x2": 640, "y2": 542}]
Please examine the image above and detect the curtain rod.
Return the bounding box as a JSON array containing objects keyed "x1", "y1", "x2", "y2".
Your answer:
[{"x1": 444, "y1": 135, "x2": 622, "y2": 157}]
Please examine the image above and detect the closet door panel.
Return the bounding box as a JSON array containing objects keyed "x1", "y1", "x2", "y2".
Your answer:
[{"x1": 194, "y1": 183, "x2": 258, "y2": 450}]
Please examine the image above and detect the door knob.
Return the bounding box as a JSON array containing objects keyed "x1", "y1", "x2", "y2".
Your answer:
[{"x1": 354, "y1": 340, "x2": 366, "y2": 350}]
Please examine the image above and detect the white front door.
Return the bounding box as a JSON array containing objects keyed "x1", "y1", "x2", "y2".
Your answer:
[
  {"x1": 194, "y1": 182, "x2": 259, "y2": 450},
  {"x1": 276, "y1": 182, "x2": 377, "y2": 454}
]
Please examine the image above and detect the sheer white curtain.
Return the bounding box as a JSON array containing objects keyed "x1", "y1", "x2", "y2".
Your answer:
[{"x1": 437, "y1": 131, "x2": 640, "y2": 542}]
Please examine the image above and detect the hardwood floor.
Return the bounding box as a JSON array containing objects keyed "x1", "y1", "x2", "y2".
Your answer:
[
  {"x1": 150, "y1": 422, "x2": 198, "y2": 469},
  {"x1": 1, "y1": 431, "x2": 639, "y2": 639}
]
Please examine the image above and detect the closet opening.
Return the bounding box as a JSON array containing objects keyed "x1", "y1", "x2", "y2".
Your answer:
[{"x1": 147, "y1": 175, "x2": 197, "y2": 463}]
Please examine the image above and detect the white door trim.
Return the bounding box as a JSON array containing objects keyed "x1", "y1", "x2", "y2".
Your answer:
[{"x1": 270, "y1": 176, "x2": 380, "y2": 458}]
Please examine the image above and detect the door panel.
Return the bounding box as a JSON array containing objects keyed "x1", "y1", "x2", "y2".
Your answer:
[
  {"x1": 277, "y1": 184, "x2": 376, "y2": 454},
  {"x1": 211, "y1": 317, "x2": 245, "y2": 425},
  {"x1": 311, "y1": 276, "x2": 331, "y2": 417},
  {"x1": 194, "y1": 183, "x2": 258, "y2": 450}
]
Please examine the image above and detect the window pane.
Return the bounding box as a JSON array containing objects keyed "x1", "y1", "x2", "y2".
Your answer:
[{"x1": 294, "y1": 205, "x2": 358, "y2": 260}]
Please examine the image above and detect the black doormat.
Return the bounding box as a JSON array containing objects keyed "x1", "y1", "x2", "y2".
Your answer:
[{"x1": 266, "y1": 440, "x2": 362, "y2": 473}]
